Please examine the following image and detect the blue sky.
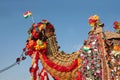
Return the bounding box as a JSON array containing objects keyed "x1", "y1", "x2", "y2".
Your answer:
[{"x1": 0, "y1": 0, "x2": 120, "y2": 80}]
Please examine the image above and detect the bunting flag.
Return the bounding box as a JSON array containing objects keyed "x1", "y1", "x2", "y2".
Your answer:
[{"x1": 23, "y1": 11, "x2": 32, "y2": 18}]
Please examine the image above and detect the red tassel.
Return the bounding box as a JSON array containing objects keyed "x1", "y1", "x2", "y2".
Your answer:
[{"x1": 39, "y1": 68, "x2": 49, "y2": 80}]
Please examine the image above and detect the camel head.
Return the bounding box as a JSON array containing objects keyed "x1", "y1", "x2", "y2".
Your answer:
[
  {"x1": 27, "y1": 20, "x2": 55, "y2": 42},
  {"x1": 25, "y1": 20, "x2": 55, "y2": 55}
]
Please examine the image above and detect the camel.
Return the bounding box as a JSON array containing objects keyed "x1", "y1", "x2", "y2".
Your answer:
[{"x1": 24, "y1": 16, "x2": 120, "y2": 80}]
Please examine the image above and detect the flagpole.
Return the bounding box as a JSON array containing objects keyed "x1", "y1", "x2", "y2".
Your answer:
[
  {"x1": 23, "y1": 11, "x2": 35, "y2": 23},
  {"x1": 31, "y1": 15, "x2": 35, "y2": 23}
]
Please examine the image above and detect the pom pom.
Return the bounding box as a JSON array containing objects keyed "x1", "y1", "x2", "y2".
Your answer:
[{"x1": 88, "y1": 15, "x2": 100, "y2": 27}]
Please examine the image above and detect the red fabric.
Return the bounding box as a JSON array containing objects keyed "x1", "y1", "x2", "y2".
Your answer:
[
  {"x1": 42, "y1": 53, "x2": 78, "y2": 72},
  {"x1": 29, "y1": 51, "x2": 40, "y2": 80}
]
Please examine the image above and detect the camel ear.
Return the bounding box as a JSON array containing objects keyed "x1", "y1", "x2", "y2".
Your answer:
[
  {"x1": 46, "y1": 23, "x2": 55, "y2": 32},
  {"x1": 98, "y1": 23, "x2": 104, "y2": 27}
]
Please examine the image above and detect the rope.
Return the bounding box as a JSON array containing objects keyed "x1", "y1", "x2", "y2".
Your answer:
[
  {"x1": 0, "y1": 62, "x2": 17, "y2": 73},
  {"x1": 0, "y1": 51, "x2": 26, "y2": 74}
]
